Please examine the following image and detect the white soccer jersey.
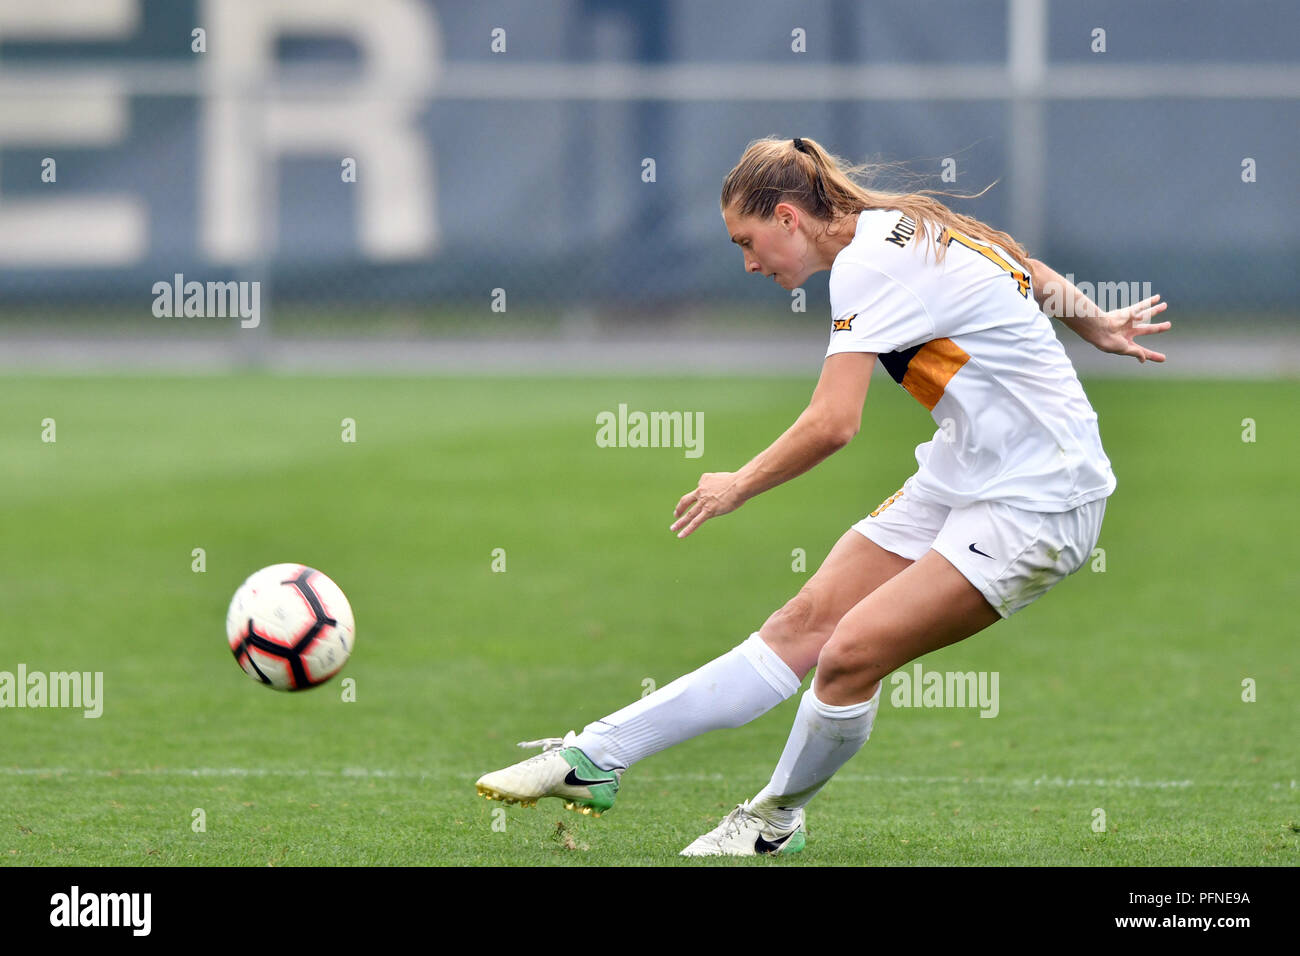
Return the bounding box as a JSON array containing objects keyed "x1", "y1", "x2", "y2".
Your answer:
[{"x1": 826, "y1": 208, "x2": 1116, "y2": 512}]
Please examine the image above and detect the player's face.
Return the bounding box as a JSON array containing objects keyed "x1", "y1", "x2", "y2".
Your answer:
[{"x1": 723, "y1": 204, "x2": 812, "y2": 290}]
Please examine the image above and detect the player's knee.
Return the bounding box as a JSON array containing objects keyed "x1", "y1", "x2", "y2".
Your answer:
[
  {"x1": 815, "y1": 637, "x2": 888, "y2": 694},
  {"x1": 760, "y1": 587, "x2": 833, "y2": 649}
]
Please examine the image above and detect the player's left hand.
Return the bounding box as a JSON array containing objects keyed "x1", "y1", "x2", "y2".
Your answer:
[
  {"x1": 1095, "y1": 294, "x2": 1171, "y2": 363},
  {"x1": 672, "y1": 472, "x2": 744, "y2": 539}
]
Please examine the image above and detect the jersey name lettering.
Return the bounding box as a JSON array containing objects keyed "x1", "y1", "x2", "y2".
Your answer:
[{"x1": 884, "y1": 214, "x2": 917, "y2": 248}]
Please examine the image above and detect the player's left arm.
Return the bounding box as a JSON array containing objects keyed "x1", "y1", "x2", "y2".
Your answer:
[
  {"x1": 671, "y1": 352, "x2": 875, "y2": 539},
  {"x1": 1027, "y1": 257, "x2": 1172, "y2": 363}
]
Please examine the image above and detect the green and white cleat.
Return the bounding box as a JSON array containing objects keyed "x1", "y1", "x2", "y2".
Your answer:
[
  {"x1": 475, "y1": 732, "x2": 622, "y2": 817},
  {"x1": 680, "y1": 802, "x2": 806, "y2": 857}
]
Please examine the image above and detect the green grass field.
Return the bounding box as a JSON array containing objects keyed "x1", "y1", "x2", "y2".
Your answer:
[{"x1": 1, "y1": 373, "x2": 1296, "y2": 866}]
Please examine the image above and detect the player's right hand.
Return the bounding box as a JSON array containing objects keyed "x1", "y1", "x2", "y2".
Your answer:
[{"x1": 671, "y1": 472, "x2": 744, "y2": 539}]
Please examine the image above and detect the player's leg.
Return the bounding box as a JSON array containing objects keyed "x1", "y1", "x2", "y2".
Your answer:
[
  {"x1": 682, "y1": 550, "x2": 996, "y2": 855},
  {"x1": 757, "y1": 530, "x2": 913, "y2": 678},
  {"x1": 562, "y1": 529, "x2": 911, "y2": 768},
  {"x1": 474, "y1": 529, "x2": 911, "y2": 814},
  {"x1": 813, "y1": 549, "x2": 1002, "y2": 704},
  {"x1": 705, "y1": 497, "x2": 1107, "y2": 854},
  {"x1": 748, "y1": 549, "x2": 1000, "y2": 819}
]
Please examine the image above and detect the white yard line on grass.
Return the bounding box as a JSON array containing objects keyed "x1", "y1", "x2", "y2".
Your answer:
[{"x1": 2, "y1": 766, "x2": 1294, "y2": 790}]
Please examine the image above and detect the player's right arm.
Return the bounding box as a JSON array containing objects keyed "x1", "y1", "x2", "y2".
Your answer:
[
  {"x1": 1027, "y1": 257, "x2": 1172, "y2": 363},
  {"x1": 670, "y1": 352, "x2": 873, "y2": 539}
]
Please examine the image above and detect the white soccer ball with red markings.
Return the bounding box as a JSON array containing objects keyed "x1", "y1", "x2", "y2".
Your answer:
[{"x1": 226, "y1": 564, "x2": 355, "y2": 691}]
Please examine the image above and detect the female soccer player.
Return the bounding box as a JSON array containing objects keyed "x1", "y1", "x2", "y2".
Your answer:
[{"x1": 476, "y1": 135, "x2": 1169, "y2": 856}]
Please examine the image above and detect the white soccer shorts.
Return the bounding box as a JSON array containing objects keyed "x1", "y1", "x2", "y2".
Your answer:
[{"x1": 851, "y1": 476, "x2": 1106, "y2": 618}]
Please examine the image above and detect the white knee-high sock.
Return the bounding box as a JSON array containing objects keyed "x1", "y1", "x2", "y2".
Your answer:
[
  {"x1": 749, "y1": 683, "x2": 882, "y2": 827},
  {"x1": 570, "y1": 633, "x2": 801, "y2": 771}
]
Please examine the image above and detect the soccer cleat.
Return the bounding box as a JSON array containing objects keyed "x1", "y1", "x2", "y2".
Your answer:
[
  {"x1": 679, "y1": 802, "x2": 806, "y2": 857},
  {"x1": 475, "y1": 732, "x2": 622, "y2": 817}
]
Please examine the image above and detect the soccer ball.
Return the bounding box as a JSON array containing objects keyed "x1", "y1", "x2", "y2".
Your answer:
[{"x1": 226, "y1": 564, "x2": 355, "y2": 691}]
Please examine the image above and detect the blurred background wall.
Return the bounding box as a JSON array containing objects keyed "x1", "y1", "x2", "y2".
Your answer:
[{"x1": 0, "y1": 0, "x2": 1295, "y2": 365}]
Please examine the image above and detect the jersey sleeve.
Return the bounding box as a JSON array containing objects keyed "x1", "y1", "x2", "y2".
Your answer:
[{"x1": 825, "y1": 260, "x2": 933, "y2": 357}]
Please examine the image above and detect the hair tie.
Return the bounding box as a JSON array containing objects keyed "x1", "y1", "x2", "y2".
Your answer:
[{"x1": 793, "y1": 137, "x2": 806, "y2": 152}]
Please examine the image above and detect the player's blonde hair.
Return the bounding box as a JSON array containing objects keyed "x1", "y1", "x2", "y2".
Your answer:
[{"x1": 720, "y1": 136, "x2": 1030, "y2": 267}]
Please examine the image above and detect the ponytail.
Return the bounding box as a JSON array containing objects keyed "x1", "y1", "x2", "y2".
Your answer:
[{"x1": 720, "y1": 135, "x2": 1030, "y2": 267}]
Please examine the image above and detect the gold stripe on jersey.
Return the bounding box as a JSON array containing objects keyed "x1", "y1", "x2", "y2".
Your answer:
[{"x1": 899, "y1": 337, "x2": 970, "y2": 411}]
